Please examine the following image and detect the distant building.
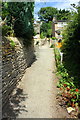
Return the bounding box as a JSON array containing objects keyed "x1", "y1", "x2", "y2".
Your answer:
[
  {"x1": 33, "y1": 21, "x2": 42, "y2": 39},
  {"x1": 52, "y1": 17, "x2": 68, "y2": 39}
]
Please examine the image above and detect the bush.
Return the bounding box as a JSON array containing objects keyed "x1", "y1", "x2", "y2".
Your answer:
[
  {"x1": 40, "y1": 21, "x2": 52, "y2": 38},
  {"x1": 2, "y1": 25, "x2": 13, "y2": 36},
  {"x1": 40, "y1": 32, "x2": 45, "y2": 39},
  {"x1": 52, "y1": 37, "x2": 57, "y2": 40},
  {"x1": 10, "y1": 40, "x2": 16, "y2": 48},
  {"x1": 2, "y1": 2, "x2": 34, "y2": 46},
  {"x1": 54, "y1": 6, "x2": 80, "y2": 109}
]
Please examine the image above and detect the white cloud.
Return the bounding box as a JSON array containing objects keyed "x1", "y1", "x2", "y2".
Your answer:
[
  {"x1": 53, "y1": 2, "x2": 71, "y2": 10},
  {"x1": 35, "y1": 0, "x2": 68, "y2": 2},
  {"x1": 52, "y1": 0, "x2": 80, "y2": 10},
  {"x1": 35, "y1": 0, "x2": 79, "y2": 3},
  {"x1": 69, "y1": 0, "x2": 79, "y2": 3}
]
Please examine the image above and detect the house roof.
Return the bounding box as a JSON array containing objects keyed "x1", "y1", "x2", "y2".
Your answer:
[
  {"x1": 57, "y1": 20, "x2": 67, "y2": 22},
  {"x1": 53, "y1": 20, "x2": 68, "y2": 24}
]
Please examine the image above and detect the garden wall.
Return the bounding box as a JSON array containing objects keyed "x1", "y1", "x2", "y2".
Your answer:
[{"x1": 2, "y1": 37, "x2": 35, "y2": 107}]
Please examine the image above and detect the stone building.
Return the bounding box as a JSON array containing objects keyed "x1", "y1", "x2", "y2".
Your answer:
[{"x1": 52, "y1": 17, "x2": 67, "y2": 39}]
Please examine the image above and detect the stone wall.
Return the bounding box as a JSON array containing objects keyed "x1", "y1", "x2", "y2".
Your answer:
[{"x1": 2, "y1": 37, "x2": 35, "y2": 107}]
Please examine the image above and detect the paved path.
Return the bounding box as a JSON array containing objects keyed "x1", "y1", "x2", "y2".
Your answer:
[
  {"x1": 4, "y1": 42, "x2": 68, "y2": 118},
  {"x1": 17, "y1": 42, "x2": 57, "y2": 118}
]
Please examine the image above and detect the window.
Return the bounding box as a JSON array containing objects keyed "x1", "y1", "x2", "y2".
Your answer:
[{"x1": 58, "y1": 22, "x2": 63, "y2": 27}]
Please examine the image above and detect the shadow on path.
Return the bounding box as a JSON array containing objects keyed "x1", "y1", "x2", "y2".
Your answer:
[
  {"x1": 2, "y1": 37, "x2": 37, "y2": 119},
  {"x1": 2, "y1": 88, "x2": 28, "y2": 119}
]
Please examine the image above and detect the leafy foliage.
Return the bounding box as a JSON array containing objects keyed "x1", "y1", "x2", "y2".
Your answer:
[
  {"x1": 10, "y1": 39, "x2": 16, "y2": 48},
  {"x1": 54, "y1": 46, "x2": 80, "y2": 109},
  {"x1": 57, "y1": 9, "x2": 71, "y2": 20},
  {"x1": 40, "y1": 21, "x2": 52, "y2": 38},
  {"x1": 2, "y1": 25, "x2": 13, "y2": 36},
  {"x1": 61, "y1": 6, "x2": 80, "y2": 77},
  {"x1": 39, "y1": 7, "x2": 71, "y2": 38},
  {"x1": 38, "y1": 7, "x2": 58, "y2": 22},
  {"x1": 52, "y1": 37, "x2": 57, "y2": 40},
  {"x1": 38, "y1": 7, "x2": 71, "y2": 22},
  {"x1": 2, "y1": 2, "x2": 34, "y2": 45},
  {"x1": 54, "y1": 4, "x2": 80, "y2": 110}
]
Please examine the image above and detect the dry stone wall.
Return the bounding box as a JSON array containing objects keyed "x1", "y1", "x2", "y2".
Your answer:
[{"x1": 2, "y1": 37, "x2": 35, "y2": 107}]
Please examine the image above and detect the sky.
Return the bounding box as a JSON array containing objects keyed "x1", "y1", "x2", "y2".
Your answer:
[{"x1": 34, "y1": 0, "x2": 80, "y2": 20}]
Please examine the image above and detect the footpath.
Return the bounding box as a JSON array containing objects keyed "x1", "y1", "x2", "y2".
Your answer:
[{"x1": 3, "y1": 42, "x2": 69, "y2": 118}]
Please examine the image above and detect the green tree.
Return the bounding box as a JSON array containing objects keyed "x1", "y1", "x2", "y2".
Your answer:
[
  {"x1": 40, "y1": 21, "x2": 52, "y2": 38},
  {"x1": 2, "y1": 2, "x2": 34, "y2": 40},
  {"x1": 38, "y1": 7, "x2": 71, "y2": 39},
  {"x1": 57, "y1": 9, "x2": 71, "y2": 20},
  {"x1": 38, "y1": 7, "x2": 58, "y2": 22},
  {"x1": 38, "y1": 7, "x2": 71, "y2": 22}
]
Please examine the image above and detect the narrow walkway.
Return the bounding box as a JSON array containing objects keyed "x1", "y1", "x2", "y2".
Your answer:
[
  {"x1": 5, "y1": 42, "x2": 68, "y2": 118},
  {"x1": 17, "y1": 42, "x2": 57, "y2": 118}
]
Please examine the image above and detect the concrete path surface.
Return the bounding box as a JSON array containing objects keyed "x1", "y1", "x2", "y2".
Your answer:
[
  {"x1": 17, "y1": 42, "x2": 57, "y2": 118},
  {"x1": 3, "y1": 42, "x2": 69, "y2": 118}
]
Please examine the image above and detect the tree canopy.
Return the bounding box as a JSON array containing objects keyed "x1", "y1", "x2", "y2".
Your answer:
[
  {"x1": 40, "y1": 21, "x2": 52, "y2": 38},
  {"x1": 2, "y1": 2, "x2": 34, "y2": 41},
  {"x1": 38, "y1": 7, "x2": 71, "y2": 22},
  {"x1": 38, "y1": 7, "x2": 71, "y2": 38},
  {"x1": 57, "y1": 9, "x2": 71, "y2": 20},
  {"x1": 38, "y1": 7, "x2": 58, "y2": 22}
]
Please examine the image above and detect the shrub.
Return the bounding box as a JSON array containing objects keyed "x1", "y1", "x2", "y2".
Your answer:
[
  {"x1": 52, "y1": 37, "x2": 57, "y2": 40},
  {"x1": 2, "y1": 25, "x2": 13, "y2": 36},
  {"x1": 40, "y1": 32, "x2": 45, "y2": 39},
  {"x1": 10, "y1": 40, "x2": 16, "y2": 48}
]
